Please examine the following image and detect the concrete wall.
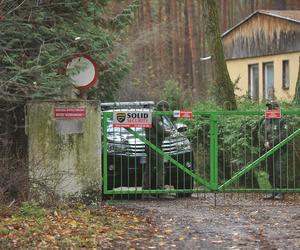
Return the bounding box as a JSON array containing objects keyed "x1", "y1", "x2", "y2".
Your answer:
[
  {"x1": 26, "y1": 100, "x2": 101, "y2": 200},
  {"x1": 226, "y1": 52, "x2": 300, "y2": 101}
]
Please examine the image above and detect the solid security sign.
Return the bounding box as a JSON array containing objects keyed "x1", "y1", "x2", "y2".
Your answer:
[{"x1": 113, "y1": 111, "x2": 152, "y2": 128}]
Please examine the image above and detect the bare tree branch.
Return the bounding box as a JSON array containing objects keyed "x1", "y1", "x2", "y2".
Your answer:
[{"x1": 7, "y1": 0, "x2": 26, "y2": 15}]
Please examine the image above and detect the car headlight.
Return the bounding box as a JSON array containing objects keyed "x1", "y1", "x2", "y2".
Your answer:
[
  {"x1": 185, "y1": 161, "x2": 192, "y2": 168},
  {"x1": 176, "y1": 140, "x2": 191, "y2": 151}
]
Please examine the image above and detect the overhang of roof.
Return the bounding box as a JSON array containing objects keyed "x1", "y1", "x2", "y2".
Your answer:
[{"x1": 222, "y1": 10, "x2": 300, "y2": 38}]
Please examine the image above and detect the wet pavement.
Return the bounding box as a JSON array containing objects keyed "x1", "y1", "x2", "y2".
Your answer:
[{"x1": 113, "y1": 193, "x2": 300, "y2": 249}]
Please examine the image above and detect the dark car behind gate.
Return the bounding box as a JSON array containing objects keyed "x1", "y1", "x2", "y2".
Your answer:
[{"x1": 101, "y1": 102, "x2": 193, "y2": 195}]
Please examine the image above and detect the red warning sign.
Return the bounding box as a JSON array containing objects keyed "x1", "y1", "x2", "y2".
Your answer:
[
  {"x1": 54, "y1": 107, "x2": 86, "y2": 118},
  {"x1": 265, "y1": 109, "x2": 281, "y2": 119},
  {"x1": 173, "y1": 110, "x2": 193, "y2": 118}
]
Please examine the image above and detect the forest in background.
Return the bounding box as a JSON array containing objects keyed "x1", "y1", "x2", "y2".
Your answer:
[{"x1": 114, "y1": 0, "x2": 300, "y2": 105}]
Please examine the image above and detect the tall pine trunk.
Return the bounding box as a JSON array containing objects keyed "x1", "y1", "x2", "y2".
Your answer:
[
  {"x1": 293, "y1": 57, "x2": 300, "y2": 105},
  {"x1": 183, "y1": 0, "x2": 193, "y2": 91},
  {"x1": 186, "y1": 0, "x2": 199, "y2": 100},
  {"x1": 204, "y1": 0, "x2": 237, "y2": 110},
  {"x1": 170, "y1": 0, "x2": 179, "y2": 79},
  {"x1": 158, "y1": 1, "x2": 164, "y2": 80}
]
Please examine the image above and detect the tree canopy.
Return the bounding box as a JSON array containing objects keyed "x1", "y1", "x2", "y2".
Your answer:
[{"x1": 0, "y1": 0, "x2": 139, "y2": 104}]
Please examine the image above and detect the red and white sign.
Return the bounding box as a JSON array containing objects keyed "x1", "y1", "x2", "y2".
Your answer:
[
  {"x1": 265, "y1": 109, "x2": 281, "y2": 119},
  {"x1": 173, "y1": 110, "x2": 193, "y2": 118},
  {"x1": 113, "y1": 111, "x2": 152, "y2": 128},
  {"x1": 54, "y1": 107, "x2": 86, "y2": 118},
  {"x1": 66, "y1": 55, "x2": 99, "y2": 91}
]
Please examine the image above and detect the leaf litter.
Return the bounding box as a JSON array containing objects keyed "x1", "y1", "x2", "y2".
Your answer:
[
  {"x1": 2, "y1": 193, "x2": 300, "y2": 249},
  {"x1": 0, "y1": 203, "x2": 166, "y2": 249}
]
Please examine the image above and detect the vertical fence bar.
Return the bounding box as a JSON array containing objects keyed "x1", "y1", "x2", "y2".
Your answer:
[
  {"x1": 103, "y1": 112, "x2": 108, "y2": 194},
  {"x1": 203, "y1": 118, "x2": 208, "y2": 197},
  {"x1": 293, "y1": 122, "x2": 296, "y2": 191},
  {"x1": 210, "y1": 113, "x2": 218, "y2": 190}
]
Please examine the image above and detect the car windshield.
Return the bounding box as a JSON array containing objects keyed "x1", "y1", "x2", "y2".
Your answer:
[{"x1": 162, "y1": 116, "x2": 175, "y2": 130}]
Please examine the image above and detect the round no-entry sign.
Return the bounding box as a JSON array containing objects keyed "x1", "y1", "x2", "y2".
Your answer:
[{"x1": 66, "y1": 55, "x2": 99, "y2": 91}]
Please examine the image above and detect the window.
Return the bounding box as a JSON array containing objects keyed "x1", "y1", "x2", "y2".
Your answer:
[
  {"x1": 248, "y1": 64, "x2": 259, "y2": 100},
  {"x1": 282, "y1": 60, "x2": 289, "y2": 89},
  {"x1": 263, "y1": 62, "x2": 274, "y2": 100}
]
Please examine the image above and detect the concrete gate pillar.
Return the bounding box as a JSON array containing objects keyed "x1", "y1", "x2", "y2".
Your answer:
[{"x1": 26, "y1": 100, "x2": 101, "y2": 201}]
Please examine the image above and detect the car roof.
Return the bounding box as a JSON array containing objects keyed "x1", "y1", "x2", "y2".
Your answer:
[
  {"x1": 104, "y1": 108, "x2": 153, "y2": 112},
  {"x1": 101, "y1": 101, "x2": 155, "y2": 111}
]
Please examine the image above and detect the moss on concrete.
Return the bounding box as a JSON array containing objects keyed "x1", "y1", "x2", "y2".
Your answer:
[{"x1": 27, "y1": 100, "x2": 101, "y2": 200}]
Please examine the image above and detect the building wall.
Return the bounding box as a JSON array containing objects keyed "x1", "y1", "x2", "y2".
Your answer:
[
  {"x1": 226, "y1": 52, "x2": 300, "y2": 100},
  {"x1": 27, "y1": 100, "x2": 101, "y2": 201}
]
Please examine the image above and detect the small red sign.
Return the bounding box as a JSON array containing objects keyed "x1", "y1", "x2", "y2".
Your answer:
[
  {"x1": 265, "y1": 109, "x2": 281, "y2": 119},
  {"x1": 54, "y1": 107, "x2": 86, "y2": 118},
  {"x1": 173, "y1": 110, "x2": 193, "y2": 118}
]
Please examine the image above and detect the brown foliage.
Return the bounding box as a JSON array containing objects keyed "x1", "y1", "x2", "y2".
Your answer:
[{"x1": 0, "y1": 203, "x2": 160, "y2": 249}]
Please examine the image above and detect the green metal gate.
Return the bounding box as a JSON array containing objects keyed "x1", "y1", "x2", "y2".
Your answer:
[{"x1": 102, "y1": 110, "x2": 300, "y2": 196}]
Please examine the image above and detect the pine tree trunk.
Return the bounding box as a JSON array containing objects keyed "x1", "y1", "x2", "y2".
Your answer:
[
  {"x1": 183, "y1": 0, "x2": 193, "y2": 91},
  {"x1": 170, "y1": 0, "x2": 179, "y2": 79},
  {"x1": 255, "y1": 0, "x2": 259, "y2": 10},
  {"x1": 186, "y1": 0, "x2": 199, "y2": 100},
  {"x1": 196, "y1": 0, "x2": 207, "y2": 99},
  {"x1": 273, "y1": 0, "x2": 286, "y2": 9},
  {"x1": 204, "y1": 0, "x2": 237, "y2": 110},
  {"x1": 293, "y1": 57, "x2": 300, "y2": 105},
  {"x1": 222, "y1": 0, "x2": 228, "y2": 32},
  {"x1": 137, "y1": 3, "x2": 145, "y2": 82},
  {"x1": 158, "y1": 1, "x2": 163, "y2": 80},
  {"x1": 165, "y1": 0, "x2": 173, "y2": 78},
  {"x1": 178, "y1": 0, "x2": 185, "y2": 82},
  {"x1": 237, "y1": 0, "x2": 245, "y2": 20},
  {"x1": 143, "y1": 0, "x2": 152, "y2": 79}
]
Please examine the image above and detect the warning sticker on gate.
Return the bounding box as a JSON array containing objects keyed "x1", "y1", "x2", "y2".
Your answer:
[
  {"x1": 113, "y1": 111, "x2": 152, "y2": 128},
  {"x1": 173, "y1": 110, "x2": 193, "y2": 118},
  {"x1": 265, "y1": 109, "x2": 281, "y2": 119}
]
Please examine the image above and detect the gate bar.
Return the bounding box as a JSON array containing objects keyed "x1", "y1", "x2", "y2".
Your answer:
[
  {"x1": 218, "y1": 128, "x2": 300, "y2": 191},
  {"x1": 127, "y1": 128, "x2": 212, "y2": 190},
  {"x1": 210, "y1": 114, "x2": 218, "y2": 190},
  {"x1": 215, "y1": 188, "x2": 300, "y2": 193},
  {"x1": 103, "y1": 112, "x2": 109, "y2": 194}
]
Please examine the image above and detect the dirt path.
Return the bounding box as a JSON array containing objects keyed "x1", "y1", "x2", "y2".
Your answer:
[{"x1": 114, "y1": 193, "x2": 300, "y2": 249}]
